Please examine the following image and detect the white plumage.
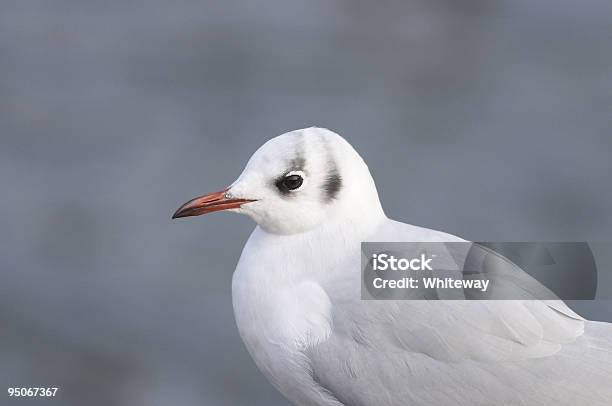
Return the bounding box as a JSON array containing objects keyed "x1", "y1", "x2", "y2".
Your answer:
[{"x1": 175, "y1": 127, "x2": 612, "y2": 405}]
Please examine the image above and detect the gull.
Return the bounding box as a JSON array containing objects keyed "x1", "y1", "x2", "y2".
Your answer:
[{"x1": 173, "y1": 127, "x2": 612, "y2": 406}]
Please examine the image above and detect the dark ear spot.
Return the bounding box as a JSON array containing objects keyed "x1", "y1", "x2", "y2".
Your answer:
[{"x1": 322, "y1": 170, "x2": 342, "y2": 202}]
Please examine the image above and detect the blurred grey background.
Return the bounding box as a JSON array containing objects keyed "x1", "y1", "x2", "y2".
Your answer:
[{"x1": 1, "y1": 1, "x2": 611, "y2": 405}]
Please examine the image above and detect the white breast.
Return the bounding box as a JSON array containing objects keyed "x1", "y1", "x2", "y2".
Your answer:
[{"x1": 231, "y1": 227, "x2": 334, "y2": 391}]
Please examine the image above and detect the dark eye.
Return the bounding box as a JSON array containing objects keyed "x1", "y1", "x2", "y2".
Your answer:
[{"x1": 279, "y1": 174, "x2": 303, "y2": 192}]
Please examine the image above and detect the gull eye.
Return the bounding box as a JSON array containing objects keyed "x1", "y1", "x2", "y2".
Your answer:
[
  {"x1": 282, "y1": 174, "x2": 303, "y2": 190},
  {"x1": 276, "y1": 172, "x2": 304, "y2": 193}
]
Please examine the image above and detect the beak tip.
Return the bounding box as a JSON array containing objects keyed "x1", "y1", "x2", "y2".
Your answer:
[
  {"x1": 172, "y1": 205, "x2": 188, "y2": 219},
  {"x1": 171, "y1": 209, "x2": 186, "y2": 219}
]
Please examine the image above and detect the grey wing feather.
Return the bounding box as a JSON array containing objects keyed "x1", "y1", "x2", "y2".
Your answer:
[
  {"x1": 305, "y1": 220, "x2": 612, "y2": 406},
  {"x1": 307, "y1": 300, "x2": 612, "y2": 406}
]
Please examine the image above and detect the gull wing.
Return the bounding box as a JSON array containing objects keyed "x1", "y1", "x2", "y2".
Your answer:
[{"x1": 304, "y1": 220, "x2": 612, "y2": 406}]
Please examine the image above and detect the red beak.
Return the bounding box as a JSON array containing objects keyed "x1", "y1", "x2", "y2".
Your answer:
[{"x1": 172, "y1": 189, "x2": 255, "y2": 219}]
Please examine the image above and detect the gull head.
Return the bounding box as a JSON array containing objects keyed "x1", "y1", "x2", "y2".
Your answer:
[{"x1": 172, "y1": 127, "x2": 384, "y2": 235}]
